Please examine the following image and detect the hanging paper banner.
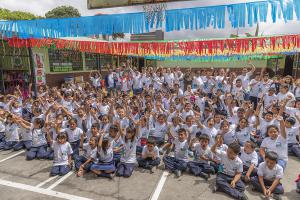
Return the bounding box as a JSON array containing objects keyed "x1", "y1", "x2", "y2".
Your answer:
[
  {"x1": 32, "y1": 53, "x2": 46, "y2": 85},
  {"x1": 1, "y1": 0, "x2": 300, "y2": 38},
  {"x1": 7, "y1": 34, "x2": 300, "y2": 60}
]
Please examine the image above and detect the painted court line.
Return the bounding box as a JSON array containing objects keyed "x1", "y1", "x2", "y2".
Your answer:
[
  {"x1": 0, "y1": 150, "x2": 25, "y2": 163},
  {"x1": 150, "y1": 171, "x2": 169, "y2": 200},
  {"x1": 47, "y1": 171, "x2": 74, "y2": 190},
  {"x1": 0, "y1": 179, "x2": 92, "y2": 200},
  {"x1": 36, "y1": 175, "x2": 59, "y2": 188}
]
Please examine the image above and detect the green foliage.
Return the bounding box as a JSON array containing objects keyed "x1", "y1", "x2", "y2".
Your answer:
[
  {"x1": 0, "y1": 8, "x2": 39, "y2": 20},
  {"x1": 45, "y1": 6, "x2": 81, "y2": 19}
]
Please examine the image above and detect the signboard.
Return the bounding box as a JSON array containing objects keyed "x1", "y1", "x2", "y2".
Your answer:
[
  {"x1": 33, "y1": 53, "x2": 46, "y2": 86},
  {"x1": 48, "y1": 49, "x2": 83, "y2": 72},
  {"x1": 87, "y1": 0, "x2": 186, "y2": 9}
]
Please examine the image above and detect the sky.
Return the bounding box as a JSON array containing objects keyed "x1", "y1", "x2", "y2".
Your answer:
[{"x1": 0, "y1": 0, "x2": 299, "y2": 40}]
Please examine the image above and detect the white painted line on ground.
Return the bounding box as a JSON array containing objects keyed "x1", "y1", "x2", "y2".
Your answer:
[
  {"x1": 150, "y1": 171, "x2": 169, "y2": 200},
  {"x1": 46, "y1": 171, "x2": 74, "y2": 190},
  {"x1": 36, "y1": 175, "x2": 59, "y2": 188},
  {"x1": 0, "y1": 150, "x2": 25, "y2": 163},
  {"x1": 0, "y1": 179, "x2": 92, "y2": 200}
]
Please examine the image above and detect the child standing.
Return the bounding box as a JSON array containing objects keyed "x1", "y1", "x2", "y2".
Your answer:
[
  {"x1": 251, "y1": 151, "x2": 284, "y2": 200},
  {"x1": 137, "y1": 138, "x2": 160, "y2": 173},
  {"x1": 211, "y1": 139, "x2": 247, "y2": 200},
  {"x1": 116, "y1": 127, "x2": 140, "y2": 178},
  {"x1": 49, "y1": 132, "x2": 73, "y2": 176},
  {"x1": 163, "y1": 128, "x2": 189, "y2": 177},
  {"x1": 188, "y1": 134, "x2": 215, "y2": 180}
]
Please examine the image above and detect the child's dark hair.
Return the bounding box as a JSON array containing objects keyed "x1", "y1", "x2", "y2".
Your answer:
[
  {"x1": 91, "y1": 123, "x2": 100, "y2": 129},
  {"x1": 235, "y1": 118, "x2": 248, "y2": 132},
  {"x1": 125, "y1": 127, "x2": 137, "y2": 143},
  {"x1": 34, "y1": 118, "x2": 45, "y2": 128},
  {"x1": 147, "y1": 137, "x2": 156, "y2": 146},
  {"x1": 57, "y1": 131, "x2": 68, "y2": 140},
  {"x1": 228, "y1": 142, "x2": 241, "y2": 155},
  {"x1": 199, "y1": 134, "x2": 210, "y2": 142},
  {"x1": 109, "y1": 124, "x2": 119, "y2": 132},
  {"x1": 68, "y1": 118, "x2": 77, "y2": 124},
  {"x1": 101, "y1": 137, "x2": 110, "y2": 154},
  {"x1": 178, "y1": 128, "x2": 187, "y2": 135},
  {"x1": 265, "y1": 151, "x2": 278, "y2": 162},
  {"x1": 245, "y1": 140, "x2": 256, "y2": 149},
  {"x1": 286, "y1": 117, "x2": 296, "y2": 126}
]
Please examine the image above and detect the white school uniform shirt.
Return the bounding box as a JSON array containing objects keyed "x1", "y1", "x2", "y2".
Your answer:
[
  {"x1": 66, "y1": 127, "x2": 83, "y2": 143},
  {"x1": 222, "y1": 128, "x2": 237, "y2": 146},
  {"x1": 0, "y1": 121, "x2": 5, "y2": 132},
  {"x1": 168, "y1": 124, "x2": 181, "y2": 139},
  {"x1": 120, "y1": 137, "x2": 138, "y2": 163},
  {"x1": 82, "y1": 143, "x2": 97, "y2": 159},
  {"x1": 231, "y1": 86, "x2": 244, "y2": 101},
  {"x1": 113, "y1": 116, "x2": 130, "y2": 130},
  {"x1": 107, "y1": 73, "x2": 115, "y2": 88},
  {"x1": 98, "y1": 104, "x2": 110, "y2": 115},
  {"x1": 11, "y1": 107, "x2": 23, "y2": 117},
  {"x1": 90, "y1": 77, "x2": 101, "y2": 88},
  {"x1": 249, "y1": 79, "x2": 262, "y2": 97},
  {"x1": 31, "y1": 127, "x2": 47, "y2": 147},
  {"x1": 150, "y1": 122, "x2": 167, "y2": 138},
  {"x1": 19, "y1": 127, "x2": 32, "y2": 141},
  {"x1": 137, "y1": 126, "x2": 150, "y2": 146},
  {"x1": 193, "y1": 143, "x2": 213, "y2": 164},
  {"x1": 164, "y1": 73, "x2": 174, "y2": 88},
  {"x1": 52, "y1": 141, "x2": 73, "y2": 166},
  {"x1": 214, "y1": 144, "x2": 228, "y2": 162},
  {"x1": 285, "y1": 126, "x2": 299, "y2": 144},
  {"x1": 294, "y1": 87, "x2": 300, "y2": 98},
  {"x1": 261, "y1": 135, "x2": 288, "y2": 162},
  {"x1": 240, "y1": 147, "x2": 258, "y2": 167},
  {"x1": 259, "y1": 118, "x2": 280, "y2": 138},
  {"x1": 235, "y1": 126, "x2": 253, "y2": 145},
  {"x1": 132, "y1": 72, "x2": 143, "y2": 89},
  {"x1": 260, "y1": 80, "x2": 273, "y2": 98},
  {"x1": 180, "y1": 110, "x2": 194, "y2": 121},
  {"x1": 277, "y1": 92, "x2": 295, "y2": 106},
  {"x1": 31, "y1": 114, "x2": 45, "y2": 123},
  {"x1": 257, "y1": 162, "x2": 283, "y2": 181},
  {"x1": 142, "y1": 146, "x2": 159, "y2": 158},
  {"x1": 61, "y1": 99, "x2": 74, "y2": 112},
  {"x1": 284, "y1": 107, "x2": 300, "y2": 126},
  {"x1": 96, "y1": 145, "x2": 114, "y2": 163},
  {"x1": 237, "y1": 72, "x2": 252, "y2": 89},
  {"x1": 182, "y1": 124, "x2": 199, "y2": 140},
  {"x1": 216, "y1": 149, "x2": 243, "y2": 176},
  {"x1": 263, "y1": 94, "x2": 277, "y2": 109},
  {"x1": 199, "y1": 126, "x2": 218, "y2": 146},
  {"x1": 5, "y1": 123, "x2": 20, "y2": 142},
  {"x1": 173, "y1": 139, "x2": 189, "y2": 162}
]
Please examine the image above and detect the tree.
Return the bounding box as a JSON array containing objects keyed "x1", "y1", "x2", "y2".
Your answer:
[
  {"x1": 0, "y1": 8, "x2": 39, "y2": 20},
  {"x1": 45, "y1": 6, "x2": 81, "y2": 18}
]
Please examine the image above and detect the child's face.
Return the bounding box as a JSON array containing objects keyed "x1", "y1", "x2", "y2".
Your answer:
[
  {"x1": 295, "y1": 101, "x2": 300, "y2": 109},
  {"x1": 126, "y1": 131, "x2": 134, "y2": 140},
  {"x1": 200, "y1": 139, "x2": 209, "y2": 149},
  {"x1": 207, "y1": 119, "x2": 214, "y2": 127},
  {"x1": 268, "y1": 127, "x2": 279, "y2": 140},
  {"x1": 91, "y1": 126, "x2": 98, "y2": 134},
  {"x1": 158, "y1": 116, "x2": 165, "y2": 124},
  {"x1": 178, "y1": 132, "x2": 186, "y2": 142},
  {"x1": 186, "y1": 117, "x2": 193, "y2": 126},
  {"x1": 236, "y1": 81, "x2": 242, "y2": 87},
  {"x1": 69, "y1": 122, "x2": 77, "y2": 130},
  {"x1": 147, "y1": 143, "x2": 154, "y2": 151},
  {"x1": 118, "y1": 109, "x2": 125, "y2": 118},
  {"x1": 58, "y1": 136, "x2": 67, "y2": 144},
  {"x1": 109, "y1": 129, "x2": 117, "y2": 138},
  {"x1": 78, "y1": 109, "x2": 85, "y2": 117},
  {"x1": 227, "y1": 148, "x2": 237, "y2": 160},
  {"x1": 222, "y1": 124, "x2": 229, "y2": 132},
  {"x1": 265, "y1": 113, "x2": 273, "y2": 122},
  {"x1": 265, "y1": 158, "x2": 276, "y2": 170},
  {"x1": 244, "y1": 143, "x2": 254, "y2": 154},
  {"x1": 214, "y1": 115, "x2": 221, "y2": 123},
  {"x1": 102, "y1": 116, "x2": 109, "y2": 124},
  {"x1": 284, "y1": 121, "x2": 292, "y2": 128},
  {"x1": 239, "y1": 119, "x2": 247, "y2": 128},
  {"x1": 89, "y1": 138, "x2": 97, "y2": 147}
]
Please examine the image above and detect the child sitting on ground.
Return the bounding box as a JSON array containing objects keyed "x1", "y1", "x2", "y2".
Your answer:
[
  {"x1": 49, "y1": 132, "x2": 73, "y2": 176},
  {"x1": 239, "y1": 141, "x2": 258, "y2": 183},
  {"x1": 211, "y1": 138, "x2": 247, "y2": 200},
  {"x1": 163, "y1": 128, "x2": 189, "y2": 177},
  {"x1": 251, "y1": 151, "x2": 284, "y2": 200},
  {"x1": 188, "y1": 134, "x2": 215, "y2": 180},
  {"x1": 137, "y1": 137, "x2": 160, "y2": 173}
]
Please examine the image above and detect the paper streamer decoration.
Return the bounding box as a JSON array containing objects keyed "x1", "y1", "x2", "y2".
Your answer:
[
  {"x1": 0, "y1": 0, "x2": 300, "y2": 38},
  {"x1": 6, "y1": 34, "x2": 300, "y2": 62}
]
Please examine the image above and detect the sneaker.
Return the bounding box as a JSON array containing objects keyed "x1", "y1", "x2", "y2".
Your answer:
[
  {"x1": 175, "y1": 170, "x2": 182, "y2": 177},
  {"x1": 199, "y1": 172, "x2": 209, "y2": 181},
  {"x1": 213, "y1": 185, "x2": 219, "y2": 193},
  {"x1": 272, "y1": 194, "x2": 281, "y2": 200},
  {"x1": 239, "y1": 194, "x2": 248, "y2": 200}
]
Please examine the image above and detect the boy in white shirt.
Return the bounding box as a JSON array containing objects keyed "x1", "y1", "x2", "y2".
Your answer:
[
  {"x1": 251, "y1": 151, "x2": 284, "y2": 200},
  {"x1": 137, "y1": 138, "x2": 160, "y2": 173},
  {"x1": 211, "y1": 140, "x2": 247, "y2": 200},
  {"x1": 239, "y1": 141, "x2": 258, "y2": 183}
]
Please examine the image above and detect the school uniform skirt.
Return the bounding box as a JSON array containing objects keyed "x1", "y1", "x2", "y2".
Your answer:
[{"x1": 91, "y1": 160, "x2": 115, "y2": 172}]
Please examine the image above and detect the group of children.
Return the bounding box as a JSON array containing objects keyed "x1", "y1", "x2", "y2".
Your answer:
[{"x1": 0, "y1": 62, "x2": 300, "y2": 200}]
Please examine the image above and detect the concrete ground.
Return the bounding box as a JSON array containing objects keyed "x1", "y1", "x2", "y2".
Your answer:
[{"x1": 0, "y1": 150, "x2": 299, "y2": 200}]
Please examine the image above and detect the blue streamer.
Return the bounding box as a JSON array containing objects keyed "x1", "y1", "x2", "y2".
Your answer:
[{"x1": 0, "y1": 0, "x2": 299, "y2": 39}]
